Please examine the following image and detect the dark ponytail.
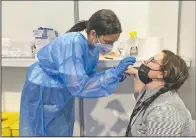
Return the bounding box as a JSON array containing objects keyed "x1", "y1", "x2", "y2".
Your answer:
[
  {"x1": 67, "y1": 9, "x2": 122, "y2": 35},
  {"x1": 66, "y1": 20, "x2": 88, "y2": 33}
]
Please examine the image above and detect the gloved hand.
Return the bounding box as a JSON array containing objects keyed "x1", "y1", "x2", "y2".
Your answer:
[
  {"x1": 119, "y1": 73, "x2": 127, "y2": 82},
  {"x1": 115, "y1": 56, "x2": 136, "y2": 77}
]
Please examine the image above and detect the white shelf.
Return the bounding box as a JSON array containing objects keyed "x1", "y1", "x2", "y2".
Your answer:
[
  {"x1": 2, "y1": 58, "x2": 37, "y2": 67},
  {"x1": 2, "y1": 57, "x2": 191, "y2": 68}
]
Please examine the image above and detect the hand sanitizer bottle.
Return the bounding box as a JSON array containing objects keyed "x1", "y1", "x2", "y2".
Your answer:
[{"x1": 128, "y1": 31, "x2": 138, "y2": 56}]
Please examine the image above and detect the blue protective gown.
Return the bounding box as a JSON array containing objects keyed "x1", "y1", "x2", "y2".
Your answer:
[{"x1": 19, "y1": 32, "x2": 121, "y2": 136}]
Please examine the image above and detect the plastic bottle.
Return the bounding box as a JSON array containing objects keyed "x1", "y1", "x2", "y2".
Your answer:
[{"x1": 126, "y1": 31, "x2": 138, "y2": 56}]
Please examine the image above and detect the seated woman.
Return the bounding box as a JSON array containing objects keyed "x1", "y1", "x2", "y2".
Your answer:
[{"x1": 125, "y1": 50, "x2": 196, "y2": 136}]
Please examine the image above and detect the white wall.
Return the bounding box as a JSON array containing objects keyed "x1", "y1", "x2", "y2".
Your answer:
[
  {"x1": 178, "y1": 1, "x2": 196, "y2": 119},
  {"x1": 79, "y1": 1, "x2": 151, "y2": 40},
  {"x1": 2, "y1": 1, "x2": 75, "y2": 41},
  {"x1": 2, "y1": 68, "x2": 26, "y2": 112},
  {"x1": 148, "y1": 1, "x2": 179, "y2": 53},
  {"x1": 3, "y1": 1, "x2": 179, "y2": 52},
  {"x1": 79, "y1": 1, "x2": 179, "y2": 53}
]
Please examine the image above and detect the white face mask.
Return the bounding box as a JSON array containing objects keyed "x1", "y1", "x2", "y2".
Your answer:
[{"x1": 94, "y1": 37, "x2": 113, "y2": 55}]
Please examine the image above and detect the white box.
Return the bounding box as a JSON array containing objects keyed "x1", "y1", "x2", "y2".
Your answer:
[
  {"x1": 33, "y1": 30, "x2": 57, "y2": 40},
  {"x1": 2, "y1": 39, "x2": 34, "y2": 58}
]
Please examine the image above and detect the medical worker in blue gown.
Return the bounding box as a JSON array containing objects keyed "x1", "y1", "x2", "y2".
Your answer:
[{"x1": 19, "y1": 9, "x2": 136, "y2": 136}]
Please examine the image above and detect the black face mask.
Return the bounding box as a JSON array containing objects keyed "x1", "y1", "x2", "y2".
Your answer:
[{"x1": 138, "y1": 64, "x2": 153, "y2": 84}]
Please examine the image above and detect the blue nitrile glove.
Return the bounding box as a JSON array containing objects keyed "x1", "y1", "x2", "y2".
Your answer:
[
  {"x1": 119, "y1": 73, "x2": 127, "y2": 82},
  {"x1": 115, "y1": 56, "x2": 136, "y2": 77}
]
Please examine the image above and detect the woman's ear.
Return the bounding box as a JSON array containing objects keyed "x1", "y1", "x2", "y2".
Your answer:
[
  {"x1": 88, "y1": 30, "x2": 96, "y2": 45},
  {"x1": 88, "y1": 30, "x2": 96, "y2": 39}
]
